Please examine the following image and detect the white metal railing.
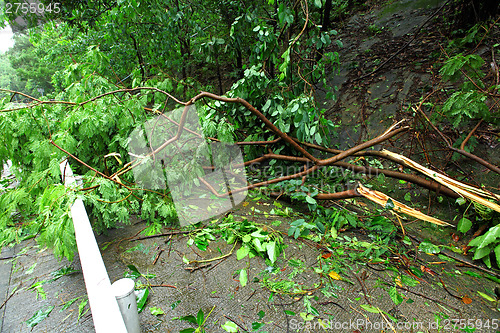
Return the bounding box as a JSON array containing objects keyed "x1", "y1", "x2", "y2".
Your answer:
[{"x1": 60, "y1": 160, "x2": 128, "y2": 333}]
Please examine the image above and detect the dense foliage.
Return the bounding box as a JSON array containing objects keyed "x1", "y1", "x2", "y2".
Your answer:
[{"x1": 0, "y1": 0, "x2": 342, "y2": 259}]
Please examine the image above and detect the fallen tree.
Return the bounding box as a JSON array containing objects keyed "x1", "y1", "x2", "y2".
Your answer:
[{"x1": 1, "y1": 87, "x2": 499, "y2": 265}]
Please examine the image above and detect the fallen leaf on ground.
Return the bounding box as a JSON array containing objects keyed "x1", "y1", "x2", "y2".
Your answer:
[{"x1": 322, "y1": 252, "x2": 332, "y2": 259}]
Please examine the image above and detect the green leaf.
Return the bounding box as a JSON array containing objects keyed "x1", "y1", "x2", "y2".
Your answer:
[
  {"x1": 477, "y1": 291, "x2": 495, "y2": 302},
  {"x1": 222, "y1": 321, "x2": 238, "y2": 332},
  {"x1": 149, "y1": 306, "x2": 165, "y2": 316},
  {"x1": 482, "y1": 254, "x2": 492, "y2": 268},
  {"x1": 171, "y1": 300, "x2": 181, "y2": 310},
  {"x1": 315, "y1": 221, "x2": 325, "y2": 234},
  {"x1": 345, "y1": 214, "x2": 357, "y2": 227},
  {"x1": 253, "y1": 238, "x2": 265, "y2": 252},
  {"x1": 136, "y1": 288, "x2": 149, "y2": 313},
  {"x1": 237, "y1": 245, "x2": 250, "y2": 260},
  {"x1": 463, "y1": 271, "x2": 481, "y2": 278},
  {"x1": 179, "y1": 315, "x2": 197, "y2": 324},
  {"x1": 418, "y1": 241, "x2": 441, "y2": 254},
  {"x1": 180, "y1": 329, "x2": 196, "y2": 333},
  {"x1": 262, "y1": 99, "x2": 272, "y2": 112},
  {"x1": 388, "y1": 286, "x2": 403, "y2": 305},
  {"x1": 315, "y1": 132, "x2": 322, "y2": 145},
  {"x1": 252, "y1": 322, "x2": 265, "y2": 330},
  {"x1": 330, "y1": 227, "x2": 337, "y2": 239},
  {"x1": 125, "y1": 264, "x2": 141, "y2": 279},
  {"x1": 284, "y1": 310, "x2": 295, "y2": 316},
  {"x1": 196, "y1": 308, "x2": 204, "y2": 326},
  {"x1": 400, "y1": 275, "x2": 419, "y2": 287},
  {"x1": 78, "y1": 299, "x2": 88, "y2": 322},
  {"x1": 266, "y1": 241, "x2": 277, "y2": 263},
  {"x1": 495, "y1": 244, "x2": 500, "y2": 267},
  {"x1": 59, "y1": 297, "x2": 80, "y2": 312},
  {"x1": 305, "y1": 196, "x2": 316, "y2": 205},
  {"x1": 26, "y1": 306, "x2": 54, "y2": 328},
  {"x1": 472, "y1": 245, "x2": 492, "y2": 260},
  {"x1": 484, "y1": 274, "x2": 500, "y2": 283},
  {"x1": 25, "y1": 263, "x2": 37, "y2": 275},
  {"x1": 50, "y1": 266, "x2": 79, "y2": 281},
  {"x1": 300, "y1": 312, "x2": 314, "y2": 321},
  {"x1": 309, "y1": 306, "x2": 320, "y2": 316},
  {"x1": 360, "y1": 304, "x2": 381, "y2": 313},
  {"x1": 258, "y1": 310, "x2": 265, "y2": 320},
  {"x1": 457, "y1": 218, "x2": 472, "y2": 233},
  {"x1": 470, "y1": 226, "x2": 500, "y2": 249},
  {"x1": 239, "y1": 269, "x2": 248, "y2": 287}
]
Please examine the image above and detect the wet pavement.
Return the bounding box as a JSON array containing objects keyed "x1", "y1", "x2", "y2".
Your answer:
[{"x1": 1, "y1": 197, "x2": 499, "y2": 333}]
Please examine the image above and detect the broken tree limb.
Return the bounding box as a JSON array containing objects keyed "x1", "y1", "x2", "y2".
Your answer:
[
  {"x1": 5, "y1": 89, "x2": 487, "y2": 227},
  {"x1": 448, "y1": 146, "x2": 500, "y2": 175},
  {"x1": 333, "y1": 161, "x2": 459, "y2": 199},
  {"x1": 243, "y1": 152, "x2": 459, "y2": 199},
  {"x1": 132, "y1": 231, "x2": 190, "y2": 241},
  {"x1": 460, "y1": 120, "x2": 482, "y2": 151},
  {"x1": 356, "y1": 183, "x2": 452, "y2": 226},
  {"x1": 123, "y1": 92, "x2": 464, "y2": 227},
  {"x1": 317, "y1": 121, "x2": 409, "y2": 166},
  {"x1": 381, "y1": 150, "x2": 500, "y2": 212},
  {"x1": 195, "y1": 119, "x2": 408, "y2": 198},
  {"x1": 313, "y1": 188, "x2": 361, "y2": 200},
  {"x1": 191, "y1": 91, "x2": 320, "y2": 162}
]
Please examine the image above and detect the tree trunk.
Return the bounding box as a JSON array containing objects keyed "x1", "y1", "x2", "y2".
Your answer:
[
  {"x1": 130, "y1": 34, "x2": 146, "y2": 82},
  {"x1": 321, "y1": 0, "x2": 332, "y2": 32},
  {"x1": 236, "y1": 48, "x2": 243, "y2": 79}
]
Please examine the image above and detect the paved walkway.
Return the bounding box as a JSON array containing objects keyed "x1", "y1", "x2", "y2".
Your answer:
[{"x1": 1, "y1": 213, "x2": 499, "y2": 332}]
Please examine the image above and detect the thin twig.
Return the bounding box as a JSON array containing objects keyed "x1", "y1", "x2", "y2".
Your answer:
[
  {"x1": 460, "y1": 120, "x2": 482, "y2": 151},
  {"x1": 0, "y1": 284, "x2": 21, "y2": 310},
  {"x1": 148, "y1": 284, "x2": 177, "y2": 288},
  {"x1": 152, "y1": 249, "x2": 164, "y2": 265},
  {"x1": 185, "y1": 263, "x2": 212, "y2": 272},
  {"x1": 439, "y1": 278, "x2": 462, "y2": 300},
  {"x1": 132, "y1": 231, "x2": 190, "y2": 241},
  {"x1": 348, "y1": 266, "x2": 372, "y2": 305},
  {"x1": 187, "y1": 242, "x2": 237, "y2": 264},
  {"x1": 223, "y1": 314, "x2": 249, "y2": 332},
  {"x1": 395, "y1": 284, "x2": 461, "y2": 312},
  {"x1": 206, "y1": 255, "x2": 229, "y2": 273}
]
